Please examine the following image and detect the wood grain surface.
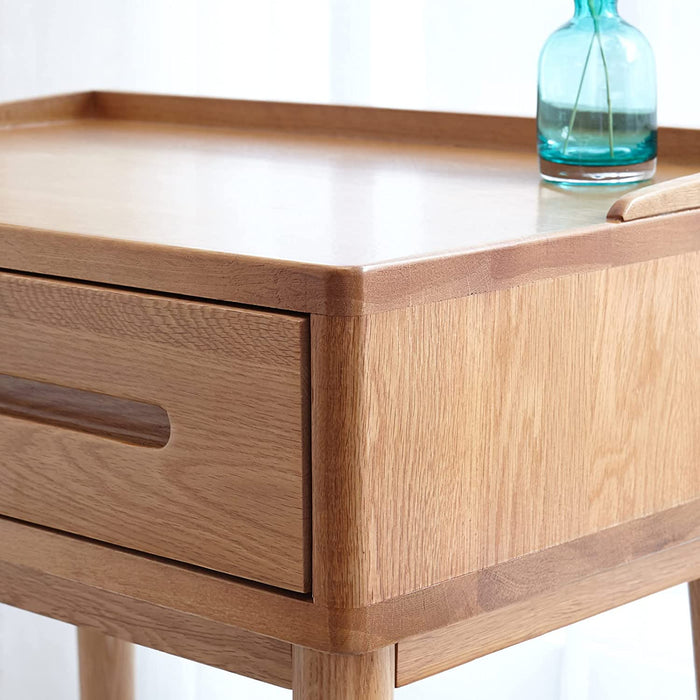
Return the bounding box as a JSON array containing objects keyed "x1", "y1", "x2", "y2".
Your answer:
[
  {"x1": 78, "y1": 628, "x2": 134, "y2": 700},
  {"x1": 608, "y1": 172, "x2": 700, "y2": 221},
  {"x1": 0, "y1": 91, "x2": 93, "y2": 127},
  {"x1": 1, "y1": 499, "x2": 698, "y2": 657},
  {"x1": 0, "y1": 272, "x2": 310, "y2": 591},
  {"x1": 1, "y1": 557, "x2": 294, "y2": 687},
  {"x1": 0, "y1": 92, "x2": 696, "y2": 315},
  {"x1": 93, "y1": 91, "x2": 533, "y2": 150},
  {"x1": 397, "y1": 505, "x2": 700, "y2": 685},
  {"x1": 293, "y1": 646, "x2": 394, "y2": 699},
  {"x1": 0, "y1": 374, "x2": 170, "y2": 447},
  {"x1": 0, "y1": 515, "x2": 319, "y2": 677},
  {"x1": 691, "y1": 580, "x2": 700, "y2": 700},
  {"x1": 312, "y1": 252, "x2": 700, "y2": 607}
]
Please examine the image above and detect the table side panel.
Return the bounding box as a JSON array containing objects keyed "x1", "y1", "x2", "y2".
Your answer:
[
  {"x1": 396, "y1": 529, "x2": 700, "y2": 685},
  {"x1": 1, "y1": 501, "x2": 698, "y2": 658},
  {"x1": 0, "y1": 272, "x2": 310, "y2": 592},
  {"x1": 312, "y1": 251, "x2": 700, "y2": 607}
]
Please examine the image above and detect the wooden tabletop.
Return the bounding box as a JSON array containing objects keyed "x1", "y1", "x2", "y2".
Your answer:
[{"x1": 0, "y1": 91, "x2": 698, "y2": 315}]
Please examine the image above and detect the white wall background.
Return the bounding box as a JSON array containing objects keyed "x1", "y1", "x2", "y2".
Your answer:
[
  {"x1": 0, "y1": 1, "x2": 698, "y2": 698},
  {"x1": 0, "y1": 0, "x2": 697, "y2": 125}
]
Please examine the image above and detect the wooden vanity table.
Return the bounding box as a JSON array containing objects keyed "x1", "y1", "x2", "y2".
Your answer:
[{"x1": 0, "y1": 91, "x2": 698, "y2": 699}]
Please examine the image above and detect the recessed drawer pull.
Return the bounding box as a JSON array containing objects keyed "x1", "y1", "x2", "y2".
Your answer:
[{"x1": 0, "y1": 374, "x2": 170, "y2": 448}]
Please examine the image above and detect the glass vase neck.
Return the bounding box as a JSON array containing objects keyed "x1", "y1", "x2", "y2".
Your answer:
[{"x1": 574, "y1": 0, "x2": 618, "y2": 17}]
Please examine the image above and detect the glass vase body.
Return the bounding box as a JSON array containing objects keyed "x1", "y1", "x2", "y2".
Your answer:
[{"x1": 537, "y1": 0, "x2": 657, "y2": 184}]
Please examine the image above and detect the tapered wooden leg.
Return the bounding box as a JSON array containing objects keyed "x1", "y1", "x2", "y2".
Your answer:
[
  {"x1": 691, "y1": 581, "x2": 700, "y2": 700},
  {"x1": 78, "y1": 627, "x2": 134, "y2": 700},
  {"x1": 293, "y1": 646, "x2": 394, "y2": 700}
]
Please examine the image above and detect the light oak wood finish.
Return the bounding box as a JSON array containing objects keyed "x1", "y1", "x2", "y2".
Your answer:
[
  {"x1": 0, "y1": 92, "x2": 698, "y2": 698},
  {"x1": 93, "y1": 91, "x2": 534, "y2": 150},
  {"x1": 0, "y1": 92, "x2": 697, "y2": 315},
  {"x1": 1, "y1": 560, "x2": 295, "y2": 688},
  {"x1": 608, "y1": 172, "x2": 700, "y2": 221},
  {"x1": 78, "y1": 628, "x2": 134, "y2": 700},
  {"x1": 0, "y1": 271, "x2": 310, "y2": 592},
  {"x1": 0, "y1": 517, "x2": 307, "y2": 686},
  {"x1": 0, "y1": 374, "x2": 170, "y2": 447},
  {"x1": 396, "y1": 501, "x2": 700, "y2": 684},
  {"x1": 348, "y1": 498, "x2": 700, "y2": 655},
  {"x1": 691, "y1": 580, "x2": 700, "y2": 700},
  {"x1": 1, "y1": 499, "x2": 699, "y2": 662},
  {"x1": 293, "y1": 646, "x2": 394, "y2": 700},
  {"x1": 312, "y1": 252, "x2": 700, "y2": 607},
  {"x1": 0, "y1": 91, "x2": 94, "y2": 128}
]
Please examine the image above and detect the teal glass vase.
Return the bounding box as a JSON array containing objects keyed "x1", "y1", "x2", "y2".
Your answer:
[{"x1": 537, "y1": 0, "x2": 657, "y2": 184}]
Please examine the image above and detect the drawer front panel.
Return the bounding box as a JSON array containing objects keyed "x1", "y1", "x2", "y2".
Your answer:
[{"x1": 0, "y1": 272, "x2": 309, "y2": 592}]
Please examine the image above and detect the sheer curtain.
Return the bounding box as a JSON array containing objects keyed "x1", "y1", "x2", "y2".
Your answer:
[{"x1": 0, "y1": 1, "x2": 698, "y2": 698}]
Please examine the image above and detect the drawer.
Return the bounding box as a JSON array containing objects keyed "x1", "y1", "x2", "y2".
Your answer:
[{"x1": 0, "y1": 272, "x2": 309, "y2": 592}]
